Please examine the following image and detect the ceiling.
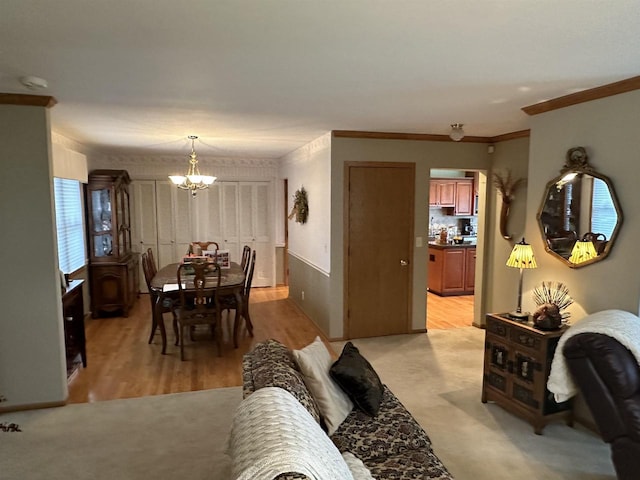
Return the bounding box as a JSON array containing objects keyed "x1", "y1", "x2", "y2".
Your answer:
[{"x1": 2, "y1": 1, "x2": 639, "y2": 159}]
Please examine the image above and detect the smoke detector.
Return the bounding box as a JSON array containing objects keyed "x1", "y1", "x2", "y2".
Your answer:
[{"x1": 20, "y1": 76, "x2": 48, "y2": 90}]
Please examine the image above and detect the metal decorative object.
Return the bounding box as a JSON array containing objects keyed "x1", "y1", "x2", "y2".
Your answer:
[{"x1": 532, "y1": 281, "x2": 573, "y2": 330}]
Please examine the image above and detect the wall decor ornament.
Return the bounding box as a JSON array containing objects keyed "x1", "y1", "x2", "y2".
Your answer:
[
  {"x1": 288, "y1": 186, "x2": 309, "y2": 224},
  {"x1": 493, "y1": 169, "x2": 525, "y2": 240}
]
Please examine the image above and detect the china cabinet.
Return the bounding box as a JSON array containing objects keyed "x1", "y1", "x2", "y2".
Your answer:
[{"x1": 86, "y1": 169, "x2": 139, "y2": 317}]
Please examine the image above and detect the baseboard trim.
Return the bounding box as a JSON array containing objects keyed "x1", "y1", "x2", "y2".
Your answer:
[{"x1": 0, "y1": 399, "x2": 66, "y2": 414}]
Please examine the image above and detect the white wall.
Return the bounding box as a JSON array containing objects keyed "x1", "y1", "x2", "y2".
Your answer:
[
  {"x1": 0, "y1": 103, "x2": 68, "y2": 409},
  {"x1": 279, "y1": 133, "x2": 332, "y2": 274}
]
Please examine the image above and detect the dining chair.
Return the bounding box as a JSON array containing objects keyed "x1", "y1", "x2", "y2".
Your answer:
[
  {"x1": 187, "y1": 241, "x2": 219, "y2": 256},
  {"x1": 221, "y1": 250, "x2": 256, "y2": 347},
  {"x1": 240, "y1": 245, "x2": 251, "y2": 274},
  {"x1": 146, "y1": 247, "x2": 157, "y2": 276},
  {"x1": 142, "y1": 252, "x2": 177, "y2": 345},
  {"x1": 174, "y1": 261, "x2": 223, "y2": 360}
]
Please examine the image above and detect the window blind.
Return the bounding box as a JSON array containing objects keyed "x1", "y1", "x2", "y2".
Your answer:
[
  {"x1": 590, "y1": 178, "x2": 616, "y2": 239},
  {"x1": 54, "y1": 178, "x2": 87, "y2": 273}
]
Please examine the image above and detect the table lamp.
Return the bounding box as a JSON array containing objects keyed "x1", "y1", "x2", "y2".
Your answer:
[
  {"x1": 506, "y1": 238, "x2": 538, "y2": 319},
  {"x1": 569, "y1": 240, "x2": 598, "y2": 265}
]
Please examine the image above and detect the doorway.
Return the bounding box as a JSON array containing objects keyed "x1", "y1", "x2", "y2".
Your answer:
[{"x1": 426, "y1": 169, "x2": 486, "y2": 330}]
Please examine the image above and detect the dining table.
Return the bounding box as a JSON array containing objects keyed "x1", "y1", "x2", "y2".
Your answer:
[{"x1": 150, "y1": 261, "x2": 246, "y2": 354}]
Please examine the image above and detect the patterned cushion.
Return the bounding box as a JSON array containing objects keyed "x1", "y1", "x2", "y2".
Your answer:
[
  {"x1": 331, "y1": 387, "x2": 433, "y2": 461},
  {"x1": 367, "y1": 448, "x2": 454, "y2": 480},
  {"x1": 243, "y1": 340, "x2": 322, "y2": 425}
]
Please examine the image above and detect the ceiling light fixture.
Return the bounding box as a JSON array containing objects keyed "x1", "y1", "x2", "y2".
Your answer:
[
  {"x1": 169, "y1": 135, "x2": 216, "y2": 197},
  {"x1": 449, "y1": 123, "x2": 465, "y2": 142},
  {"x1": 20, "y1": 75, "x2": 48, "y2": 90}
]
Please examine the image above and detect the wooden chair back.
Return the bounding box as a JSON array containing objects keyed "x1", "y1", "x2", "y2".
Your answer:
[
  {"x1": 141, "y1": 252, "x2": 154, "y2": 290},
  {"x1": 243, "y1": 251, "x2": 257, "y2": 300},
  {"x1": 188, "y1": 241, "x2": 219, "y2": 256},
  {"x1": 146, "y1": 248, "x2": 157, "y2": 276},
  {"x1": 240, "y1": 245, "x2": 251, "y2": 273},
  {"x1": 176, "y1": 261, "x2": 222, "y2": 309}
]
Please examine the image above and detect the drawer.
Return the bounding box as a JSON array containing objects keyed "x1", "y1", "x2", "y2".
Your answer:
[
  {"x1": 486, "y1": 317, "x2": 508, "y2": 337},
  {"x1": 510, "y1": 329, "x2": 542, "y2": 352}
]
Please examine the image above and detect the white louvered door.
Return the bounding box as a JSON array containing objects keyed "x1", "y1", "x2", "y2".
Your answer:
[{"x1": 131, "y1": 180, "x2": 157, "y2": 292}]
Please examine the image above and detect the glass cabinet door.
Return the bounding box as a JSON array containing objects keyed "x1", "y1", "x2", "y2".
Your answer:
[{"x1": 91, "y1": 188, "x2": 114, "y2": 258}]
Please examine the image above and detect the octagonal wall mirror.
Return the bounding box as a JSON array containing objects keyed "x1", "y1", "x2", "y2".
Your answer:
[{"x1": 537, "y1": 147, "x2": 623, "y2": 268}]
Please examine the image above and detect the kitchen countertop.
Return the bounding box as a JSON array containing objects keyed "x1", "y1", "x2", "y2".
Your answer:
[{"x1": 428, "y1": 241, "x2": 476, "y2": 249}]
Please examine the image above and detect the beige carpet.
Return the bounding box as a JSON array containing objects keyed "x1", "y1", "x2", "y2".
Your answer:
[
  {"x1": 1, "y1": 329, "x2": 615, "y2": 480},
  {"x1": 332, "y1": 328, "x2": 615, "y2": 480},
  {"x1": 0, "y1": 386, "x2": 240, "y2": 480}
]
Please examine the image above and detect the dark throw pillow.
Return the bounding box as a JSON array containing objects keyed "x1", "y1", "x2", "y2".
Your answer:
[{"x1": 330, "y1": 342, "x2": 384, "y2": 416}]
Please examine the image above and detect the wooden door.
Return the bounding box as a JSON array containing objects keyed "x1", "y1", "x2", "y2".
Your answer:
[{"x1": 345, "y1": 162, "x2": 414, "y2": 339}]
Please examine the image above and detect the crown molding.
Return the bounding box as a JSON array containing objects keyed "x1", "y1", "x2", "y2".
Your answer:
[
  {"x1": 522, "y1": 76, "x2": 640, "y2": 116},
  {"x1": 332, "y1": 129, "x2": 529, "y2": 144},
  {"x1": 280, "y1": 133, "x2": 331, "y2": 166},
  {"x1": 0, "y1": 93, "x2": 57, "y2": 108}
]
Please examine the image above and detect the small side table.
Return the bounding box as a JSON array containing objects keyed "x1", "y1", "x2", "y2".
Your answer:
[
  {"x1": 481, "y1": 313, "x2": 572, "y2": 434},
  {"x1": 62, "y1": 280, "x2": 87, "y2": 374}
]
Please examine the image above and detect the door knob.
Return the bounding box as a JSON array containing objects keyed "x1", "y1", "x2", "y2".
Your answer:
[{"x1": 400, "y1": 260, "x2": 409, "y2": 266}]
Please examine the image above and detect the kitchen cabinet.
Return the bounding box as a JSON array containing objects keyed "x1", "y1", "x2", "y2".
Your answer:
[
  {"x1": 427, "y1": 244, "x2": 475, "y2": 296},
  {"x1": 454, "y1": 179, "x2": 474, "y2": 215},
  {"x1": 429, "y1": 180, "x2": 455, "y2": 207},
  {"x1": 429, "y1": 178, "x2": 474, "y2": 215},
  {"x1": 482, "y1": 313, "x2": 572, "y2": 434},
  {"x1": 86, "y1": 169, "x2": 139, "y2": 317}
]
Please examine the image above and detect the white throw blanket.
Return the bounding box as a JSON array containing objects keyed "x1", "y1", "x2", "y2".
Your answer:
[
  {"x1": 547, "y1": 309, "x2": 640, "y2": 403},
  {"x1": 227, "y1": 386, "x2": 355, "y2": 480}
]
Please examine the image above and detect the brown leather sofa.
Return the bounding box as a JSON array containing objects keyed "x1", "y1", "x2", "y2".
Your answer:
[{"x1": 563, "y1": 333, "x2": 640, "y2": 480}]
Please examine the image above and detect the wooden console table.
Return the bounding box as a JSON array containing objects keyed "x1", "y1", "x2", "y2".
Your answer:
[
  {"x1": 62, "y1": 280, "x2": 87, "y2": 374},
  {"x1": 481, "y1": 313, "x2": 572, "y2": 434}
]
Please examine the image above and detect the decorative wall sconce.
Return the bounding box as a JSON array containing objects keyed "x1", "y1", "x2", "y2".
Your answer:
[{"x1": 493, "y1": 169, "x2": 525, "y2": 240}]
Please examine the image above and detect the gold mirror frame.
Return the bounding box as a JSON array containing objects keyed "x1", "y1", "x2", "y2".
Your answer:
[{"x1": 536, "y1": 147, "x2": 623, "y2": 268}]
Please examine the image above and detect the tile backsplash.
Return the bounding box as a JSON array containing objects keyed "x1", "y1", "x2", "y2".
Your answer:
[{"x1": 429, "y1": 208, "x2": 477, "y2": 238}]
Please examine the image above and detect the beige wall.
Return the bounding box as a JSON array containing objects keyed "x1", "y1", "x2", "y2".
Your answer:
[
  {"x1": 517, "y1": 90, "x2": 640, "y2": 319},
  {"x1": 330, "y1": 137, "x2": 493, "y2": 338},
  {"x1": 0, "y1": 103, "x2": 68, "y2": 409}
]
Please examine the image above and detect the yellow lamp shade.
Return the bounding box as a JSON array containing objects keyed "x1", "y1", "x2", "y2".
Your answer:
[
  {"x1": 569, "y1": 240, "x2": 598, "y2": 264},
  {"x1": 506, "y1": 241, "x2": 537, "y2": 269}
]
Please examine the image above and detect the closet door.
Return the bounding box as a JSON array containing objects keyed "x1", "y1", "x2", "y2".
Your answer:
[
  {"x1": 156, "y1": 181, "x2": 193, "y2": 267},
  {"x1": 220, "y1": 182, "x2": 240, "y2": 262},
  {"x1": 131, "y1": 180, "x2": 157, "y2": 292},
  {"x1": 239, "y1": 182, "x2": 273, "y2": 287}
]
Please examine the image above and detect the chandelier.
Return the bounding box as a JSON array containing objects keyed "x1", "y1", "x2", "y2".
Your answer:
[{"x1": 169, "y1": 135, "x2": 216, "y2": 197}]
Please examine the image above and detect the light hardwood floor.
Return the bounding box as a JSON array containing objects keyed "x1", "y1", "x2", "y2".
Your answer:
[
  {"x1": 67, "y1": 286, "x2": 327, "y2": 404},
  {"x1": 68, "y1": 287, "x2": 472, "y2": 404},
  {"x1": 426, "y1": 292, "x2": 474, "y2": 329}
]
